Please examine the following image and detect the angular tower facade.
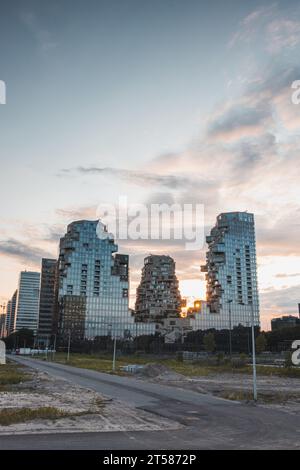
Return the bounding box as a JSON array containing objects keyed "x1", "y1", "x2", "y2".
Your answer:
[
  {"x1": 56, "y1": 220, "x2": 150, "y2": 340},
  {"x1": 200, "y1": 212, "x2": 260, "y2": 329}
]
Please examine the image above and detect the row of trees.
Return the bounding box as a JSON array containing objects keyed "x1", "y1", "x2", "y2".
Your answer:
[
  {"x1": 3, "y1": 329, "x2": 34, "y2": 349},
  {"x1": 186, "y1": 325, "x2": 300, "y2": 354},
  {"x1": 186, "y1": 325, "x2": 257, "y2": 354},
  {"x1": 2, "y1": 324, "x2": 299, "y2": 354},
  {"x1": 200, "y1": 331, "x2": 267, "y2": 354}
]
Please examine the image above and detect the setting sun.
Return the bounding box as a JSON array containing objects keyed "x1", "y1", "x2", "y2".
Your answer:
[{"x1": 179, "y1": 279, "x2": 206, "y2": 306}]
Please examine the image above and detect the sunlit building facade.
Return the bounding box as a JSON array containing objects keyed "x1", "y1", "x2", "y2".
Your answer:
[
  {"x1": 198, "y1": 212, "x2": 260, "y2": 330},
  {"x1": 57, "y1": 220, "x2": 155, "y2": 340},
  {"x1": 135, "y1": 255, "x2": 182, "y2": 325}
]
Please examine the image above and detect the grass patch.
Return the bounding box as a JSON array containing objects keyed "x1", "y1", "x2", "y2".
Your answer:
[
  {"x1": 48, "y1": 354, "x2": 246, "y2": 377},
  {"x1": 46, "y1": 352, "x2": 156, "y2": 375},
  {"x1": 36, "y1": 353, "x2": 300, "y2": 379},
  {"x1": 161, "y1": 360, "x2": 300, "y2": 379},
  {"x1": 0, "y1": 363, "x2": 29, "y2": 389},
  {"x1": 0, "y1": 407, "x2": 69, "y2": 426},
  {"x1": 219, "y1": 389, "x2": 300, "y2": 404},
  {"x1": 42, "y1": 353, "x2": 213, "y2": 376},
  {"x1": 256, "y1": 365, "x2": 300, "y2": 378},
  {"x1": 160, "y1": 359, "x2": 213, "y2": 377},
  {"x1": 219, "y1": 390, "x2": 254, "y2": 401}
]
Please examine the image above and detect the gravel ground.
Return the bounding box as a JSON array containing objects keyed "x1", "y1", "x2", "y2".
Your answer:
[
  {"x1": 137, "y1": 364, "x2": 300, "y2": 414},
  {"x1": 0, "y1": 367, "x2": 181, "y2": 435}
]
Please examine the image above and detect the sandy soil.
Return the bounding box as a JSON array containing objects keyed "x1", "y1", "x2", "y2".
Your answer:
[
  {"x1": 0, "y1": 368, "x2": 180, "y2": 435},
  {"x1": 137, "y1": 363, "x2": 300, "y2": 415}
]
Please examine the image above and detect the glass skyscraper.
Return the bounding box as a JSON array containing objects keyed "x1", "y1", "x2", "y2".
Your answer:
[
  {"x1": 38, "y1": 258, "x2": 57, "y2": 345},
  {"x1": 5, "y1": 290, "x2": 17, "y2": 336},
  {"x1": 195, "y1": 212, "x2": 260, "y2": 330},
  {"x1": 56, "y1": 220, "x2": 154, "y2": 340}
]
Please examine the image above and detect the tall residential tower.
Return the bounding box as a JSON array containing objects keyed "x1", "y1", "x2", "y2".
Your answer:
[
  {"x1": 38, "y1": 258, "x2": 57, "y2": 345},
  {"x1": 135, "y1": 255, "x2": 182, "y2": 324},
  {"x1": 196, "y1": 212, "x2": 260, "y2": 330},
  {"x1": 5, "y1": 290, "x2": 17, "y2": 335},
  {"x1": 56, "y1": 220, "x2": 152, "y2": 340}
]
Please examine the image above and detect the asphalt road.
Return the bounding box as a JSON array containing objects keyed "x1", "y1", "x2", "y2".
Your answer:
[{"x1": 1, "y1": 356, "x2": 299, "y2": 450}]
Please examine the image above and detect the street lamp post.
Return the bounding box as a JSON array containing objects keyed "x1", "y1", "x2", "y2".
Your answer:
[
  {"x1": 107, "y1": 323, "x2": 117, "y2": 372},
  {"x1": 52, "y1": 334, "x2": 57, "y2": 361},
  {"x1": 45, "y1": 337, "x2": 48, "y2": 361},
  {"x1": 112, "y1": 335, "x2": 117, "y2": 372},
  {"x1": 228, "y1": 300, "x2": 232, "y2": 359},
  {"x1": 67, "y1": 331, "x2": 71, "y2": 362},
  {"x1": 246, "y1": 321, "x2": 250, "y2": 355},
  {"x1": 250, "y1": 305, "x2": 258, "y2": 401},
  {"x1": 92, "y1": 321, "x2": 120, "y2": 372}
]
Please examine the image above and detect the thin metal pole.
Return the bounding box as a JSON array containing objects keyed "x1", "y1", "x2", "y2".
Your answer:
[
  {"x1": 52, "y1": 334, "x2": 57, "y2": 361},
  {"x1": 228, "y1": 301, "x2": 232, "y2": 359},
  {"x1": 247, "y1": 326, "x2": 250, "y2": 355},
  {"x1": 112, "y1": 336, "x2": 116, "y2": 372},
  {"x1": 250, "y1": 305, "x2": 258, "y2": 401},
  {"x1": 67, "y1": 332, "x2": 71, "y2": 362}
]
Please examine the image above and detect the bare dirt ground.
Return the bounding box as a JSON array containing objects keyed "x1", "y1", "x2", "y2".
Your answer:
[
  {"x1": 137, "y1": 363, "x2": 300, "y2": 415},
  {"x1": 0, "y1": 367, "x2": 180, "y2": 435}
]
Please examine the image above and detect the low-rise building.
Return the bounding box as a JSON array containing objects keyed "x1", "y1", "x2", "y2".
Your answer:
[{"x1": 271, "y1": 315, "x2": 300, "y2": 331}]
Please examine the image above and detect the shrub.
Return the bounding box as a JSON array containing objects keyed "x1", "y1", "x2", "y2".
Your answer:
[{"x1": 230, "y1": 355, "x2": 248, "y2": 369}]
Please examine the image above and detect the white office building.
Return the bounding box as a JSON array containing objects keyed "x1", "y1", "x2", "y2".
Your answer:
[{"x1": 14, "y1": 271, "x2": 41, "y2": 334}]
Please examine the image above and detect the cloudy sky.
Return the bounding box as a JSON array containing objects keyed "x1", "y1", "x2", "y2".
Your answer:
[{"x1": 0, "y1": 0, "x2": 300, "y2": 330}]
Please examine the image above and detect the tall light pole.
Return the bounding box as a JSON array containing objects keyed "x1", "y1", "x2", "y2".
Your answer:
[
  {"x1": 228, "y1": 300, "x2": 232, "y2": 359},
  {"x1": 52, "y1": 334, "x2": 57, "y2": 361},
  {"x1": 67, "y1": 331, "x2": 71, "y2": 362},
  {"x1": 107, "y1": 323, "x2": 117, "y2": 372},
  {"x1": 112, "y1": 335, "x2": 117, "y2": 372},
  {"x1": 246, "y1": 321, "x2": 250, "y2": 355},
  {"x1": 250, "y1": 304, "x2": 258, "y2": 401},
  {"x1": 93, "y1": 321, "x2": 120, "y2": 372},
  {"x1": 45, "y1": 337, "x2": 48, "y2": 361}
]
